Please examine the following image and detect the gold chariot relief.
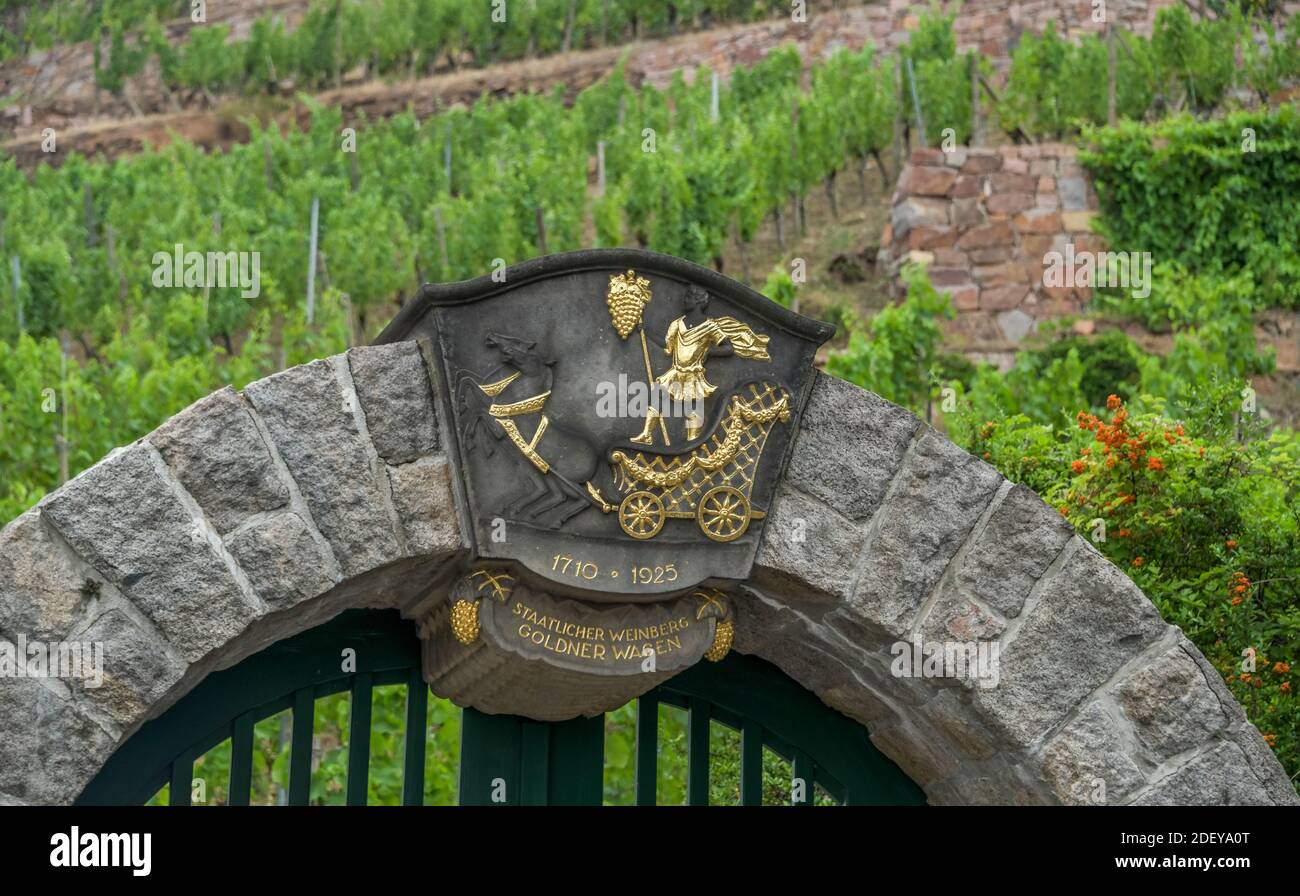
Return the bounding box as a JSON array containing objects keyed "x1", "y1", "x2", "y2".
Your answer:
[
  {"x1": 605, "y1": 271, "x2": 790, "y2": 543},
  {"x1": 457, "y1": 270, "x2": 791, "y2": 545}
]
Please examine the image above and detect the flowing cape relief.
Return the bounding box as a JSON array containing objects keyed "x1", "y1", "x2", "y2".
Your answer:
[{"x1": 674, "y1": 315, "x2": 772, "y2": 360}]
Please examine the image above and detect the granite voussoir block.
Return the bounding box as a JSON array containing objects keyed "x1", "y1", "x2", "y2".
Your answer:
[
  {"x1": 755, "y1": 484, "x2": 865, "y2": 602},
  {"x1": 1116, "y1": 642, "x2": 1231, "y2": 761},
  {"x1": 0, "y1": 677, "x2": 115, "y2": 805},
  {"x1": 1131, "y1": 741, "x2": 1285, "y2": 806},
  {"x1": 953, "y1": 483, "x2": 1075, "y2": 619},
  {"x1": 848, "y1": 427, "x2": 1002, "y2": 639},
  {"x1": 386, "y1": 456, "x2": 464, "y2": 557},
  {"x1": 243, "y1": 358, "x2": 402, "y2": 578},
  {"x1": 77, "y1": 608, "x2": 187, "y2": 732},
  {"x1": 40, "y1": 444, "x2": 260, "y2": 662},
  {"x1": 0, "y1": 508, "x2": 90, "y2": 642},
  {"x1": 348, "y1": 341, "x2": 440, "y2": 465},
  {"x1": 1041, "y1": 700, "x2": 1146, "y2": 805},
  {"x1": 784, "y1": 372, "x2": 921, "y2": 522},
  {"x1": 975, "y1": 539, "x2": 1168, "y2": 748},
  {"x1": 224, "y1": 511, "x2": 340, "y2": 613},
  {"x1": 149, "y1": 387, "x2": 289, "y2": 535}
]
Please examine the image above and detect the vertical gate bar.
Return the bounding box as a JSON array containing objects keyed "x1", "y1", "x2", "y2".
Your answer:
[
  {"x1": 401, "y1": 670, "x2": 428, "y2": 806},
  {"x1": 634, "y1": 695, "x2": 658, "y2": 806},
  {"x1": 287, "y1": 687, "x2": 314, "y2": 806},
  {"x1": 740, "y1": 720, "x2": 763, "y2": 806},
  {"x1": 793, "y1": 750, "x2": 813, "y2": 806},
  {"x1": 687, "y1": 697, "x2": 710, "y2": 806},
  {"x1": 346, "y1": 672, "x2": 373, "y2": 806},
  {"x1": 228, "y1": 712, "x2": 256, "y2": 806},
  {"x1": 168, "y1": 754, "x2": 193, "y2": 806},
  {"x1": 520, "y1": 721, "x2": 550, "y2": 806},
  {"x1": 546, "y1": 714, "x2": 605, "y2": 806},
  {"x1": 459, "y1": 709, "x2": 522, "y2": 805}
]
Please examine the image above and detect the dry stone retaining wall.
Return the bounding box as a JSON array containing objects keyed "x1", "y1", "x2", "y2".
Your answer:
[
  {"x1": 0, "y1": 344, "x2": 1293, "y2": 806},
  {"x1": 2, "y1": 0, "x2": 1182, "y2": 140},
  {"x1": 878, "y1": 144, "x2": 1103, "y2": 352}
]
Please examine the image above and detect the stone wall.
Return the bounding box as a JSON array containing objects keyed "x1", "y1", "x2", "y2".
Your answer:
[
  {"x1": 878, "y1": 144, "x2": 1102, "y2": 353},
  {"x1": 0, "y1": 343, "x2": 1293, "y2": 806},
  {"x1": 2, "y1": 0, "x2": 306, "y2": 131},
  {"x1": 2, "y1": 0, "x2": 1182, "y2": 140}
]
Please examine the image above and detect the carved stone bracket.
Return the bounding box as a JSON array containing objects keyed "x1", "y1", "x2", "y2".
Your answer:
[{"x1": 418, "y1": 565, "x2": 733, "y2": 719}]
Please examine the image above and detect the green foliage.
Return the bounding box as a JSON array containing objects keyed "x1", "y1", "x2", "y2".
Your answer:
[
  {"x1": 954, "y1": 385, "x2": 1300, "y2": 783},
  {"x1": 760, "y1": 264, "x2": 796, "y2": 309},
  {"x1": 900, "y1": 7, "x2": 974, "y2": 146},
  {"x1": 1150, "y1": 3, "x2": 1243, "y2": 113},
  {"x1": 0, "y1": 43, "x2": 904, "y2": 523},
  {"x1": 1, "y1": 1, "x2": 185, "y2": 65},
  {"x1": 3, "y1": 1, "x2": 850, "y2": 89},
  {"x1": 1081, "y1": 108, "x2": 1300, "y2": 311},
  {"x1": 998, "y1": 23, "x2": 1155, "y2": 139},
  {"x1": 825, "y1": 263, "x2": 954, "y2": 409},
  {"x1": 998, "y1": 9, "x2": 1300, "y2": 139}
]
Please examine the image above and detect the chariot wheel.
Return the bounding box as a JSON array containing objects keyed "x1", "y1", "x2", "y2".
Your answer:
[
  {"x1": 697, "y1": 486, "x2": 750, "y2": 542},
  {"x1": 619, "y1": 491, "x2": 666, "y2": 540}
]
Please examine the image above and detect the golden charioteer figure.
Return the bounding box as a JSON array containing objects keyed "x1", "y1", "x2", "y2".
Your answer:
[{"x1": 632, "y1": 283, "x2": 772, "y2": 444}]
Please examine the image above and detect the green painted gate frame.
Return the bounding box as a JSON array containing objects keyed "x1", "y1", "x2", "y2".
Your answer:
[{"x1": 78, "y1": 609, "x2": 925, "y2": 807}]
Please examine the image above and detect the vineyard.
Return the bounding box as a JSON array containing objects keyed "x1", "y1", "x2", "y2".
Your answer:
[
  {"x1": 3, "y1": 0, "x2": 853, "y2": 88},
  {"x1": 0, "y1": 1, "x2": 1298, "y2": 800},
  {"x1": 0, "y1": 37, "x2": 910, "y2": 522}
]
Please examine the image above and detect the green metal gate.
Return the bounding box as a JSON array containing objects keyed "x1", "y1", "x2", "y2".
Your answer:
[{"x1": 78, "y1": 609, "x2": 924, "y2": 806}]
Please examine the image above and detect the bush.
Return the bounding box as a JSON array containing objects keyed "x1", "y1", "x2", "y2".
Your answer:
[
  {"x1": 825, "y1": 263, "x2": 953, "y2": 410},
  {"x1": 953, "y1": 385, "x2": 1300, "y2": 788},
  {"x1": 1081, "y1": 108, "x2": 1300, "y2": 311}
]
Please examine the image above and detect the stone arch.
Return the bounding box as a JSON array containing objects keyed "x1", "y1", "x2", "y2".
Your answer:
[{"x1": 0, "y1": 342, "x2": 1293, "y2": 806}]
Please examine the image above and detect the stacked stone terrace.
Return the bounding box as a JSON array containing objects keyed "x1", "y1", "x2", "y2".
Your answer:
[
  {"x1": 2, "y1": 0, "x2": 1182, "y2": 137},
  {"x1": 878, "y1": 145, "x2": 1103, "y2": 354}
]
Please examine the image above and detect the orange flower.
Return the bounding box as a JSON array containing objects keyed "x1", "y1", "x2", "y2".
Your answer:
[
  {"x1": 1231, "y1": 596, "x2": 1243, "y2": 606},
  {"x1": 1117, "y1": 528, "x2": 1131, "y2": 537},
  {"x1": 1132, "y1": 557, "x2": 1143, "y2": 567},
  {"x1": 1282, "y1": 682, "x2": 1292, "y2": 695},
  {"x1": 1071, "y1": 459, "x2": 1086, "y2": 473},
  {"x1": 1058, "y1": 505, "x2": 1069, "y2": 517},
  {"x1": 1275, "y1": 662, "x2": 1291, "y2": 674},
  {"x1": 1226, "y1": 539, "x2": 1238, "y2": 549},
  {"x1": 1106, "y1": 394, "x2": 1122, "y2": 410},
  {"x1": 1147, "y1": 456, "x2": 1164, "y2": 471},
  {"x1": 1263, "y1": 733, "x2": 1277, "y2": 748}
]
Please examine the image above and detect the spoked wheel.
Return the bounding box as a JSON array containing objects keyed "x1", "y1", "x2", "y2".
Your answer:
[
  {"x1": 697, "y1": 486, "x2": 750, "y2": 542},
  {"x1": 619, "y1": 491, "x2": 666, "y2": 540}
]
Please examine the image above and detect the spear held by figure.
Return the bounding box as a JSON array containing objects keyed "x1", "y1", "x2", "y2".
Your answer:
[
  {"x1": 607, "y1": 270, "x2": 670, "y2": 446},
  {"x1": 607, "y1": 272, "x2": 772, "y2": 446}
]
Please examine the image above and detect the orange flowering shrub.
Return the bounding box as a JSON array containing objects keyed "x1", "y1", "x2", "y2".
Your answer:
[{"x1": 957, "y1": 384, "x2": 1300, "y2": 788}]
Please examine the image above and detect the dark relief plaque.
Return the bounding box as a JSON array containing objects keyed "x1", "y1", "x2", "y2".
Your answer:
[{"x1": 380, "y1": 250, "x2": 833, "y2": 601}]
